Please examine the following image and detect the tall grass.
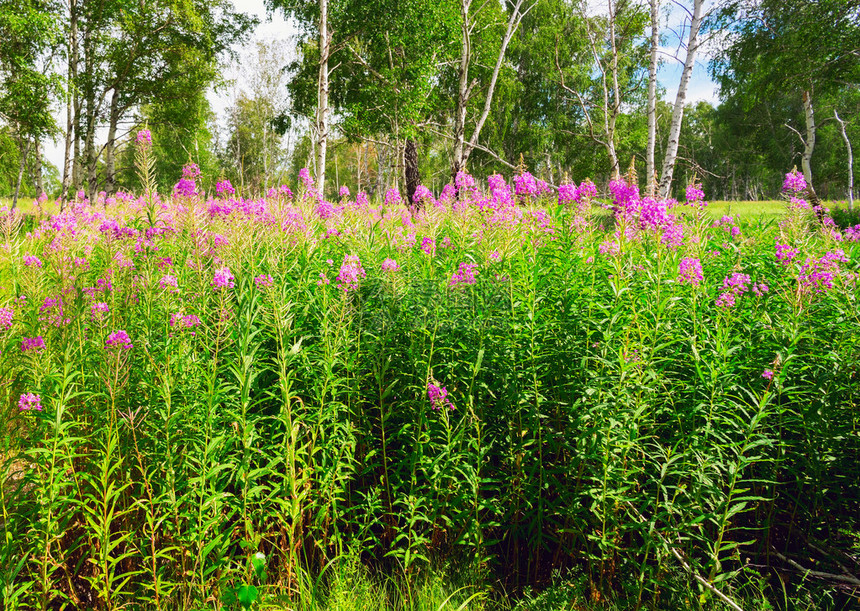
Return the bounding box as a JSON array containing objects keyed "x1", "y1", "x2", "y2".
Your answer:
[{"x1": 1, "y1": 167, "x2": 858, "y2": 610}]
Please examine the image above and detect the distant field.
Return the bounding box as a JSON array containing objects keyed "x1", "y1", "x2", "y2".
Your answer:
[
  {"x1": 707, "y1": 199, "x2": 785, "y2": 219},
  {"x1": 4, "y1": 195, "x2": 792, "y2": 220}
]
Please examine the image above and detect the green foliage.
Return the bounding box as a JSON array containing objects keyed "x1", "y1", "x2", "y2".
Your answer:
[{"x1": 2, "y1": 167, "x2": 859, "y2": 611}]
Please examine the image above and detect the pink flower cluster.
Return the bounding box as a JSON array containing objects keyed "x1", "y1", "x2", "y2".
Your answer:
[
  {"x1": 716, "y1": 272, "x2": 751, "y2": 307},
  {"x1": 685, "y1": 182, "x2": 706, "y2": 207},
  {"x1": 339, "y1": 185, "x2": 350, "y2": 198},
  {"x1": 21, "y1": 336, "x2": 45, "y2": 352},
  {"x1": 783, "y1": 169, "x2": 807, "y2": 193},
  {"x1": 335, "y1": 255, "x2": 366, "y2": 292},
  {"x1": 216, "y1": 180, "x2": 235, "y2": 196},
  {"x1": 677, "y1": 257, "x2": 703, "y2": 286},
  {"x1": 421, "y1": 237, "x2": 436, "y2": 256},
  {"x1": 159, "y1": 274, "x2": 178, "y2": 290},
  {"x1": 428, "y1": 382, "x2": 453, "y2": 411},
  {"x1": 0, "y1": 306, "x2": 12, "y2": 331},
  {"x1": 449, "y1": 262, "x2": 478, "y2": 287},
  {"x1": 18, "y1": 392, "x2": 42, "y2": 412},
  {"x1": 384, "y1": 188, "x2": 402, "y2": 207},
  {"x1": 799, "y1": 250, "x2": 849, "y2": 293},
  {"x1": 170, "y1": 313, "x2": 201, "y2": 331},
  {"x1": 412, "y1": 185, "x2": 434, "y2": 206},
  {"x1": 514, "y1": 172, "x2": 538, "y2": 198},
  {"x1": 254, "y1": 274, "x2": 274, "y2": 289},
  {"x1": 136, "y1": 129, "x2": 152, "y2": 146},
  {"x1": 106, "y1": 330, "x2": 133, "y2": 350},
  {"x1": 381, "y1": 258, "x2": 400, "y2": 272},
  {"x1": 23, "y1": 254, "x2": 43, "y2": 268},
  {"x1": 212, "y1": 267, "x2": 235, "y2": 290},
  {"x1": 775, "y1": 242, "x2": 799, "y2": 266},
  {"x1": 713, "y1": 215, "x2": 741, "y2": 238},
  {"x1": 91, "y1": 301, "x2": 110, "y2": 321}
]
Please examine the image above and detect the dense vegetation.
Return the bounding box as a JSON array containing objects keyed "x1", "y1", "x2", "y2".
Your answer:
[{"x1": 1, "y1": 142, "x2": 859, "y2": 608}]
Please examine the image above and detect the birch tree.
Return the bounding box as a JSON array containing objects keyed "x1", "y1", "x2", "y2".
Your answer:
[
  {"x1": 450, "y1": 0, "x2": 538, "y2": 178},
  {"x1": 646, "y1": 0, "x2": 660, "y2": 195},
  {"x1": 711, "y1": 0, "x2": 860, "y2": 197},
  {"x1": 658, "y1": 0, "x2": 704, "y2": 198},
  {"x1": 834, "y1": 109, "x2": 854, "y2": 209}
]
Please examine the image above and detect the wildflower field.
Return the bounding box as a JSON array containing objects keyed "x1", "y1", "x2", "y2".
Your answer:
[{"x1": 1, "y1": 145, "x2": 860, "y2": 610}]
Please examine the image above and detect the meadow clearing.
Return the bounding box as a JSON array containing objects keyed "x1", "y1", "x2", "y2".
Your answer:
[{"x1": 1, "y1": 151, "x2": 859, "y2": 610}]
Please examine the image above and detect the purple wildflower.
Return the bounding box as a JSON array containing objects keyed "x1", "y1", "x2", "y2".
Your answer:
[
  {"x1": 339, "y1": 185, "x2": 350, "y2": 198},
  {"x1": 254, "y1": 274, "x2": 274, "y2": 289},
  {"x1": 0, "y1": 307, "x2": 12, "y2": 331},
  {"x1": 384, "y1": 188, "x2": 402, "y2": 207},
  {"x1": 427, "y1": 382, "x2": 453, "y2": 411},
  {"x1": 91, "y1": 302, "x2": 110, "y2": 321},
  {"x1": 762, "y1": 369, "x2": 774, "y2": 381},
  {"x1": 421, "y1": 237, "x2": 436, "y2": 256},
  {"x1": 336, "y1": 255, "x2": 366, "y2": 292},
  {"x1": 136, "y1": 129, "x2": 152, "y2": 146},
  {"x1": 783, "y1": 169, "x2": 807, "y2": 193},
  {"x1": 775, "y1": 242, "x2": 799, "y2": 266},
  {"x1": 216, "y1": 180, "x2": 235, "y2": 196},
  {"x1": 299, "y1": 168, "x2": 313, "y2": 189},
  {"x1": 21, "y1": 336, "x2": 46, "y2": 352},
  {"x1": 449, "y1": 262, "x2": 478, "y2": 287},
  {"x1": 381, "y1": 258, "x2": 400, "y2": 272},
  {"x1": 212, "y1": 267, "x2": 235, "y2": 290},
  {"x1": 678, "y1": 257, "x2": 703, "y2": 286},
  {"x1": 685, "y1": 182, "x2": 706, "y2": 205},
  {"x1": 412, "y1": 185, "x2": 434, "y2": 206},
  {"x1": 558, "y1": 183, "x2": 577, "y2": 205},
  {"x1": 159, "y1": 274, "x2": 178, "y2": 290},
  {"x1": 716, "y1": 272, "x2": 751, "y2": 307},
  {"x1": 170, "y1": 313, "x2": 201, "y2": 331},
  {"x1": 105, "y1": 330, "x2": 133, "y2": 350},
  {"x1": 23, "y1": 254, "x2": 43, "y2": 268},
  {"x1": 18, "y1": 393, "x2": 42, "y2": 412},
  {"x1": 514, "y1": 172, "x2": 538, "y2": 199}
]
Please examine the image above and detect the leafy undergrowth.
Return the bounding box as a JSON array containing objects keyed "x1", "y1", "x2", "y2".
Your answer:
[{"x1": 1, "y1": 156, "x2": 859, "y2": 610}]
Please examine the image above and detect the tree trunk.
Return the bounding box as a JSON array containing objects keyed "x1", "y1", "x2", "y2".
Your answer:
[
  {"x1": 85, "y1": 101, "x2": 98, "y2": 197},
  {"x1": 12, "y1": 139, "x2": 32, "y2": 210},
  {"x1": 34, "y1": 138, "x2": 44, "y2": 195},
  {"x1": 451, "y1": 0, "x2": 472, "y2": 179},
  {"x1": 104, "y1": 88, "x2": 120, "y2": 195},
  {"x1": 405, "y1": 138, "x2": 420, "y2": 207},
  {"x1": 658, "y1": 0, "x2": 704, "y2": 198},
  {"x1": 64, "y1": 0, "x2": 80, "y2": 200},
  {"x1": 834, "y1": 109, "x2": 854, "y2": 210},
  {"x1": 646, "y1": 0, "x2": 659, "y2": 195},
  {"x1": 801, "y1": 90, "x2": 816, "y2": 194},
  {"x1": 315, "y1": 0, "x2": 330, "y2": 197},
  {"x1": 462, "y1": 0, "x2": 531, "y2": 169}
]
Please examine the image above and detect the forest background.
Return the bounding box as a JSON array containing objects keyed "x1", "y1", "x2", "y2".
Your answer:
[{"x1": 0, "y1": 0, "x2": 858, "y2": 207}]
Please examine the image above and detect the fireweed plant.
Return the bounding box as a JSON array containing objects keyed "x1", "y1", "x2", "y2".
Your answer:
[{"x1": 0, "y1": 160, "x2": 858, "y2": 610}]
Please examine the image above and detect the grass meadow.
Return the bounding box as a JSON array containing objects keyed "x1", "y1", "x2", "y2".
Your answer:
[{"x1": 1, "y1": 158, "x2": 860, "y2": 610}]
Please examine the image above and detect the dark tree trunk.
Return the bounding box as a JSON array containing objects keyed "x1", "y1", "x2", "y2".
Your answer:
[
  {"x1": 405, "y1": 138, "x2": 420, "y2": 208},
  {"x1": 34, "y1": 138, "x2": 44, "y2": 195},
  {"x1": 12, "y1": 139, "x2": 32, "y2": 210},
  {"x1": 104, "y1": 88, "x2": 120, "y2": 195}
]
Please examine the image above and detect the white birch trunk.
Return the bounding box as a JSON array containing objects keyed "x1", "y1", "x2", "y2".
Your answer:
[
  {"x1": 801, "y1": 90, "x2": 816, "y2": 192},
  {"x1": 451, "y1": 0, "x2": 472, "y2": 178},
  {"x1": 646, "y1": 0, "x2": 660, "y2": 195},
  {"x1": 463, "y1": 0, "x2": 533, "y2": 167},
  {"x1": 658, "y1": 0, "x2": 704, "y2": 199},
  {"x1": 315, "y1": 0, "x2": 329, "y2": 197},
  {"x1": 834, "y1": 109, "x2": 853, "y2": 209}
]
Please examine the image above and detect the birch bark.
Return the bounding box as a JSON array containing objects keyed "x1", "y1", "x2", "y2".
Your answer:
[{"x1": 658, "y1": 0, "x2": 704, "y2": 198}]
